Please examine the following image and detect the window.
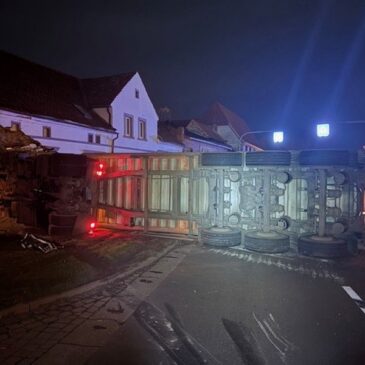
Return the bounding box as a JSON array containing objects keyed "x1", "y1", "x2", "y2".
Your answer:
[
  {"x1": 95, "y1": 135, "x2": 101, "y2": 144},
  {"x1": 88, "y1": 134, "x2": 93, "y2": 143},
  {"x1": 138, "y1": 119, "x2": 146, "y2": 140},
  {"x1": 124, "y1": 115, "x2": 133, "y2": 137},
  {"x1": 42, "y1": 126, "x2": 51, "y2": 138},
  {"x1": 135, "y1": 89, "x2": 139, "y2": 99},
  {"x1": 11, "y1": 121, "x2": 20, "y2": 131}
]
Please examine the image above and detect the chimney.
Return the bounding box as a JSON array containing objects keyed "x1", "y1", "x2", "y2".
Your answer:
[{"x1": 176, "y1": 126, "x2": 185, "y2": 143}]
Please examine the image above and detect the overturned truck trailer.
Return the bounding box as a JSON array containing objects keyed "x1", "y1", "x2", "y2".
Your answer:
[{"x1": 89, "y1": 150, "x2": 365, "y2": 258}]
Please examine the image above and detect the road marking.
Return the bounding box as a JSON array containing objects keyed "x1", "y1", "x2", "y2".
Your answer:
[{"x1": 342, "y1": 286, "x2": 365, "y2": 314}]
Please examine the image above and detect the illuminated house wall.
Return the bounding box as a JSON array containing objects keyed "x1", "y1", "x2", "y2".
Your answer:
[
  {"x1": 0, "y1": 51, "x2": 181, "y2": 154},
  {"x1": 0, "y1": 79, "x2": 182, "y2": 154},
  {"x1": 110, "y1": 73, "x2": 182, "y2": 153},
  {"x1": 0, "y1": 109, "x2": 115, "y2": 154}
]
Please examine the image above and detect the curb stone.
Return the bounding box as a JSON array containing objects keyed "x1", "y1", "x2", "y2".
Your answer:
[{"x1": 0, "y1": 240, "x2": 185, "y2": 319}]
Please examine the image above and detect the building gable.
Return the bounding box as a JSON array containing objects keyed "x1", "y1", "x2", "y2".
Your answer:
[
  {"x1": 109, "y1": 73, "x2": 160, "y2": 152},
  {"x1": 200, "y1": 102, "x2": 261, "y2": 150}
]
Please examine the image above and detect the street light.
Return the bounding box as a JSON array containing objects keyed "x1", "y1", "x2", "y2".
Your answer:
[
  {"x1": 316, "y1": 123, "x2": 330, "y2": 137},
  {"x1": 239, "y1": 130, "x2": 284, "y2": 150},
  {"x1": 273, "y1": 131, "x2": 284, "y2": 143},
  {"x1": 316, "y1": 120, "x2": 365, "y2": 138}
]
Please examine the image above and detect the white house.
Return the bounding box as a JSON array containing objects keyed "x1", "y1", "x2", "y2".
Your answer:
[{"x1": 0, "y1": 50, "x2": 181, "y2": 154}]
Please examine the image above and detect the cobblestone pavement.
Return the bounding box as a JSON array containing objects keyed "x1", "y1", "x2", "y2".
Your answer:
[
  {"x1": 0, "y1": 278, "x2": 129, "y2": 364},
  {"x1": 0, "y1": 244, "x2": 192, "y2": 364}
]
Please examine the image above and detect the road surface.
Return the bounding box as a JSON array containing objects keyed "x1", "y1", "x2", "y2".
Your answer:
[
  {"x1": 88, "y1": 244, "x2": 365, "y2": 365},
  {"x1": 2, "y1": 241, "x2": 365, "y2": 365}
]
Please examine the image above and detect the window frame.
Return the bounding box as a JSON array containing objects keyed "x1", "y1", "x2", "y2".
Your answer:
[
  {"x1": 135, "y1": 89, "x2": 140, "y2": 99},
  {"x1": 95, "y1": 135, "x2": 101, "y2": 144},
  {"x1": 138, "y1": 119, "x2": 147, "y2": 140},
  {"x1": 88, "y1": 133, "x2": 94, "y2": 143},
  {"x1": 124, "y1": 114, "x2": 134, "y2": 138},
  {"x1": 42, "y1": 126, "x2": 51, "y2": 138}
]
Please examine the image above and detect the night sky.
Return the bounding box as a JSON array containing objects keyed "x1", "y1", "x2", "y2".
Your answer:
[{"x1": 1, "y1": 0, "x2": 365, "y2": 149}]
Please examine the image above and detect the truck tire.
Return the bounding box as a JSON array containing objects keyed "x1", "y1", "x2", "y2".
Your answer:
[
  {"x1": 244, "y1": 230, "x2": 290, "y2": 253},
  {"x1": 298, "y1": 234, "x2": 349, "y2": 258},
  {"x1": 200, "y1": 226, "x2": 241, "y2": 247},
  {"x1": 245, "y1": 151, "x2": 291, "y2": 166},
  {"x1": 298, "y1": 150, "x2": 350, "y2": 166},
  {"x1": 200, "y1": 153, "x2": 242, "y2": 167}
]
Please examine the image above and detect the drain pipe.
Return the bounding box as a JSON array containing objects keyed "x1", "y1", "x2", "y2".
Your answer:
[{"x1": 111, "y1": 132, "x2": 119, "y2": 153}]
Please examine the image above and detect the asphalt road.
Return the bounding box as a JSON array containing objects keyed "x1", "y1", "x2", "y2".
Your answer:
[{"x1": 87, "y1": 245, "x2": 365, "y2": 365}]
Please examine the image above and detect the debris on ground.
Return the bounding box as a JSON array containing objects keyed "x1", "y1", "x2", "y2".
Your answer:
[{"x1": 20, "y1": 233, "x2": 62, "y2": 253}]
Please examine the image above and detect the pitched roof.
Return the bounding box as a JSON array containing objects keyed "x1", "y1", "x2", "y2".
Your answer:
[
  {"x1": 158, "y1": 119, "x2": 231, "y2": 149},
  {"x1": 0, "y1": 51, "x2": 135, "y2": 130},
  {"x1": 200, "y1": 102, "x2": 259, "y2": 146},
  {"x1": 157, "y1": 121, "x2": 184, "y2": 146},
  {"x1": 82, "y1": 73, "x2": 136, "y2": 107},
  {"x1": 186, "y1": 119, "x2": 227, "y2": 144}
]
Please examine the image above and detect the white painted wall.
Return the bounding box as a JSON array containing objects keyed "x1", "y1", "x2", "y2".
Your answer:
[
  {"x1": 0, "y1": 73, "x2": 182, "y2": 154},
  {"x1": 0, "y1": 109, "x2": 115, "y2": 154},
  {"x1": 111, "y1": 73, "x2": 165, "y2": 153}
]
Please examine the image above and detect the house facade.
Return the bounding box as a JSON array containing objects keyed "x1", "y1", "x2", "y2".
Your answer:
[{"x1": 0, "y1": 51, "x2": 181, "y2": 154}]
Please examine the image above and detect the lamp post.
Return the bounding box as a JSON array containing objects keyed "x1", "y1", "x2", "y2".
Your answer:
[
  {"x1": 239, "y1": 130, "x2": 284, "y2": 151},
  {"x1": 316, "y1": 120, "x2": 365, "y2": 138}
]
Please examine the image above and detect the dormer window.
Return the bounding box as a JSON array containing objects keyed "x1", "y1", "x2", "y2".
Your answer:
[{"x1": 135, "y1": 89, "x2": 139, "y2": 99}]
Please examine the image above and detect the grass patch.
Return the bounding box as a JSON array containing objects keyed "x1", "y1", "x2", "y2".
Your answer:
[{"x1": 0, "y1": 231, "x2": 176, "y2": 311}]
